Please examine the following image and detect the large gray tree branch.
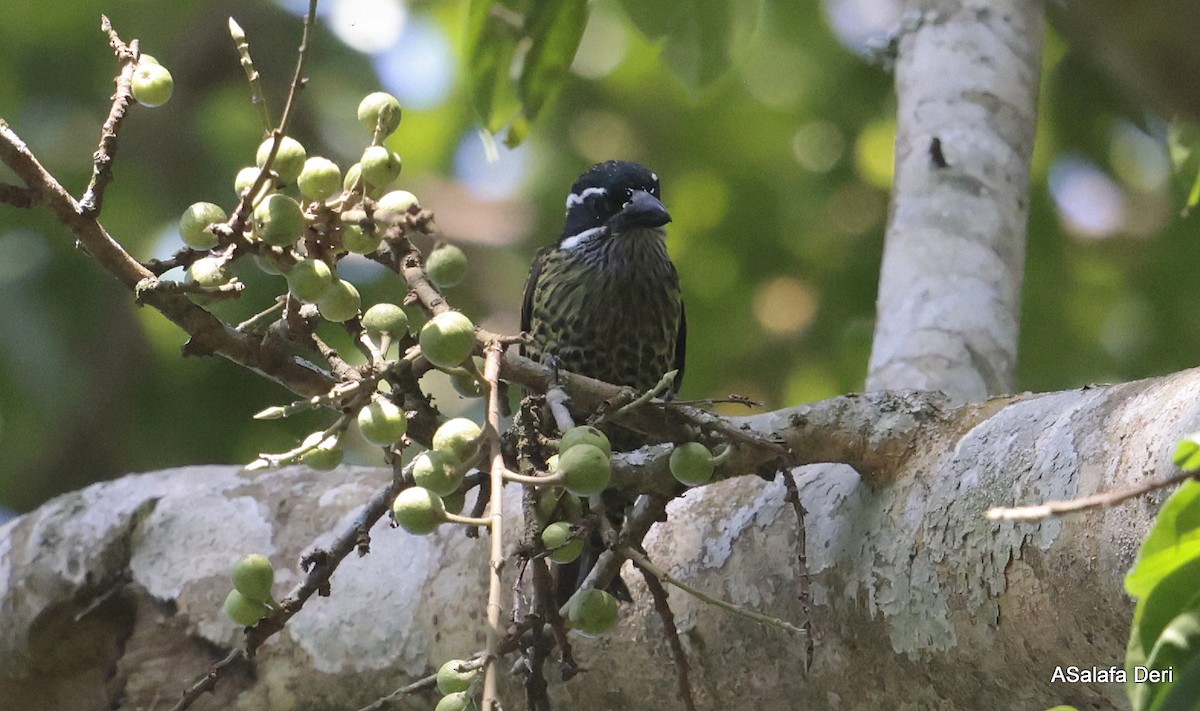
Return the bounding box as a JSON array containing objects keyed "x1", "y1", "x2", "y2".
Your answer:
[
  {"x1": 3, "y1": 365, "x2": 1188, "y2": 710},
  {"x1": 868, "y1": 0, "x2": 1043, "y2": 400}
]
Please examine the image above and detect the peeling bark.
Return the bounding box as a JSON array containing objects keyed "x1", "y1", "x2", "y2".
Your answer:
[{"x1": 5, "y1": 367, "x2": 1191, "y2": 710}]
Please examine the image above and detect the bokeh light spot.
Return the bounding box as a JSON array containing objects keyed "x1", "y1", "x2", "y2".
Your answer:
[
  {"x1": 453, "y1": 130, "x2": 532, "y2": 202},
  {"x1": 753, "y1": 277, "x2": 818, "y2": 336},
  {"x1": 330, "y1": 0, "x2": 406, "y2": 55},
  {"x1": 374, "y1": 15, "x2": 453, "y2": 109},
  {"x1": 1048, "y1": 156, "x2": 1126, "y2": 240},
  {"x1": 568, "y1": 111, "x2": 640, "y2": 163},
  {"x1": 854, "y1": 118, "x2": 895, "y2": 188},
  {"x1": 793, "y1": 120, "x2": 845, "y2": 173}
]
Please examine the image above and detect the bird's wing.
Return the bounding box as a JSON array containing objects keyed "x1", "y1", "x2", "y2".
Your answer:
[
  {"x1": 673, "y1": 301, "x2": 687, "y2": 394},
  {"x1": 520, "y1": 247, "x2": 548, "y2": 356}
]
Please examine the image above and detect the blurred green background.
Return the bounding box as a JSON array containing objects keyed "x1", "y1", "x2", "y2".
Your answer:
[{"x1": 0, "y1": 0, "x2": 1194, "y2": 513}]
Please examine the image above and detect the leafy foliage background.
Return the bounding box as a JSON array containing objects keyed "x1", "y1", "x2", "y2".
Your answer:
[{"x1": 0, "y1": 0, "x2": 1196, "y2": 512}]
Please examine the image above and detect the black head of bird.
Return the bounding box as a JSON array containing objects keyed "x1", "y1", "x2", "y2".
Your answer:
[{"x1": 521, "y1": 160, "x2": 687, "y2": 394}]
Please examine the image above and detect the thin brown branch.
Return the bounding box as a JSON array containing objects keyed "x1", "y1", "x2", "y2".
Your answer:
[
  {"x1": 79, "y1": 16, "x2": 139, "y2": 217},
  {"x1": 0, "y1": 181, "x2": 40, "y2": 207},
  {"x1": 632, "y1": 556, "x2": 697, "y2": 711},
  {"x1": 986, "y1": 468, "x2": 1195, "y2": 521},
  {"x1": 0, "y1": 120, "x2": 334, "y2": 398},
  {"x1": 168, "y1": 649, "x2": 245, "y2": 711},
  {"x1": 228, "y1": 0, "x2": 319, "y2": 235},
  {"x1": 780, "y1": 470, "x2": 813, "y2": 672},
  {"x1": 171, "y1": 468, "x2": 405, "y2": 711}
]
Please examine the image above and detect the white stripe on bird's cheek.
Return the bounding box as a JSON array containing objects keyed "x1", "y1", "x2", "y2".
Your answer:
[
  {"x1": 559, "y1": 226, "x2": 606, "y2": 251},
  {"x1": 565, "y1": 186, "x2": 608, "y2": 210}
]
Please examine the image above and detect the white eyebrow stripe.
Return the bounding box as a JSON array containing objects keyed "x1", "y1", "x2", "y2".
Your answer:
[
  {"x1": 559, "y1": 226, "x2": 606, "y2": 251},
  {"x1": 565, "y1": 186, "x2": 608, "y2": 209}
]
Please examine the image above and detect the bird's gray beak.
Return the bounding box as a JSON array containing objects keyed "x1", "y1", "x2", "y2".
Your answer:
[{"x1": 612, "y1": 190, "x2": 671, "y2": 231}]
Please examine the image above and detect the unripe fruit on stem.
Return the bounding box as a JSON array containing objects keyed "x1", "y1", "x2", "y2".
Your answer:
[
  {"x1": 179, "y1": 202, "x2": 227, "y2": 250},
  {"x1": 419, "y1": 311, "x2": 476, "y2": 369},
  {"x1": 392, "y1": 486, "x2": 445, "y2": 535},
  {"x1": 558, "y1": 425, "x2": 612, "y2": 458},
  {"x1": 432, "y1": 418, "x2": 482, "y2": 463},
  {"x1": 362, "y1": 302, "x2": 409, "y2": 336},
  {"x1": 357, "y1": 395, "x2": 407, "y2": 445},
  {"x1": 317, "y1": 279, "x2": 361, "y2": 323},
  {"x1": 450, "y1": 358, "x2": 486, "y2": 399},
  {"x1": 357, "y1": 92, "x2": 402, "y2": 137},
  {"x1": 535, "y1": 487, "x2": 581, "y2": 524},
  {"x1": 188, "y1": 256, "x2": 230, "y2": 287},
  {"x1": 297, "y1": 157, "x2": 341, "y2": 201},
  {"x1": 360, "y1": 145, "x2": 402, "y2": 186},
  {"x1": 375, "y1": 190, "x2": 420, "y2": 226},
  {"x1": 223, "y1": 589, "x2": 270, "y2": 627},
  {"x1": 426, "y1": 244, "x2": 467, "y2": 288},
  {"x1": 231, "y1": 554, "x2": 275, "y2": 603},
  {"x1": 669, "y1": 442, "x2": 715, "y2": 486},
  {"x1": 434, "y1": 692, "x2": 472, "y2": 711},
  {"x1": 541, "y1": 521, "x2": 583, "y2": 564},
  {"x1": 253, "y1": 193, "x2": 306, "y2": 247},
  {"x1": 300, "y1": 431, "x2": 343, "y2": 471},
  {"x1": 131, "y1": 60, "x2": 173, "y2": 107},
  {"x1": 256, "y1": 136, "x2": 307, "y2": 184},
  {"x1": 567, "y1": 588, "x2": 619, "y2": 636},
  {"x1": 286, "y1": 258, "x2": 334, "y2": 302},
  {"x1": 235, "y1": 166, "x2": 275, "y2": 203},
  {"x1": 412, "y1": 450, "x2": 465, "y2": 496},
  {"x1": 436, "y1": 660, "x2": 477, "y2": 694},
  {"x1": 559, "y1": 443, "x2": 611, "y2": 496},
  {"x1": 341, "y1": 222, "x2": 381, "y2": 254}
]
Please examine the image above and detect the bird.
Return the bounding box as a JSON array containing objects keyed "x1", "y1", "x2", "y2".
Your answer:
[
  {"x1": 521, "y1": 160, "x2": 686, "y2": 398},
  {"x1": 521, "y1": 160, "x2": 686, "y2": 604}
]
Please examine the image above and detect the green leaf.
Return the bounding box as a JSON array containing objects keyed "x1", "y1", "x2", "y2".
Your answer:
[
  {"x1": 1173, "y1": 435, "x2": 1200, "y2": 472},
  {"x1": 1126, "y1": 480, "x2": 1200, "y2": 598},
  {"x1": 517, "y1": 0, "x2": 588, "y2": 122},
  {"x1": 466, "y1": 0, "x2": 524, "y2": 134},
  {"x1": 618, "y1": 0, "x2": 763, "y2": 91},
  {"x1": 1151, "y1": 652, "x2": 1200, "y2": 711},
  {"x1": 1131, "y1": 560, "x2": 1200, "y2": 664},
  {"x1": 1137, "y1": 609, "x2": 1200, "y2": 711},
  {"x1": 466, "y1": 0, "x2": 590, "y2": 145}
]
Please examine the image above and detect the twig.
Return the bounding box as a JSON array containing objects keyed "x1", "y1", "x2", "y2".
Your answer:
[
  {"x1": 622, "y1": 546, "x2": 807, "y2": 636},
  {"x1": 612, "y1": 370, "x2": 677, "y2": 418},
  {"x1": 481, "y1": 341, "x2": 510, "y2": 711},
  {"x1": 79, "y1": 16, "x2": 139, "y2": 217},
  {"x1": 236, "y1": 298, "x2": 286, "y2": 334},
  {"x1": 985, "y1": 468, "x2": 1195, "y2": 520},
  {"x1": 632, "y1": 558, "x2": 697, "y2": 711},
  {"x1": 227, "y1": 0, "x2": 318, "y2": 236},
  {"x1": 252, "y1": 379, "x2": 365, "y2": 420},
  {"x1": 0, "y1": 182, "x2": 40, "y2": 208},
  {"x1": 171, "y1": 465, "x2": 406, "y2": 711},
  {"x1": 779, "y1": 470, "x2": 813, "y2": 672},
  {"x1": 228, "y1": 18, "x2": 272, "y2": 133},
  {"x1": 135, "y1": 275, "x2": 245, "y2": 300},
  {"x1": 169, "y1": 649, "x2": 245, "y2": 711},
  {"x1": 0, "y1": 120, "x2": 335, "y2": 398}
]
